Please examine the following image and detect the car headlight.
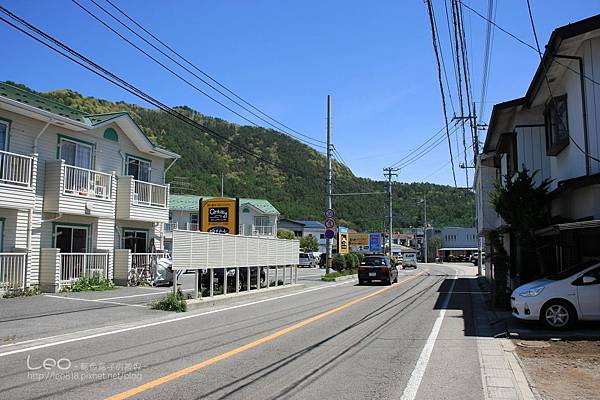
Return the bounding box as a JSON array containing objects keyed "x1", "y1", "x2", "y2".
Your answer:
[{"x1": 519, "y1": 286, "x2": 545, "y2": 297}]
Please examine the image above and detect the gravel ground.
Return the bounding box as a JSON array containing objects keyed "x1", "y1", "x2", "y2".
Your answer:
[{"x1": 514, "y1": 340, "x2": 600, "y2": 400}]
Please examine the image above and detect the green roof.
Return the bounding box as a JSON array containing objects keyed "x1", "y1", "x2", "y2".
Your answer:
[{"x1": 169, "y1": 194, "x2": 280, "y2": 215}]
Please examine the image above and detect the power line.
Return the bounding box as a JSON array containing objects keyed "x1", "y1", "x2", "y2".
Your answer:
[
  {"x1": 389, "y1": 121, "x2": 454, "y2": 168},
  {"x1": 71, "y1": 0, "x2": 326, "y2": 149},
  {"x1": 101, "y1": 0, "x2": 325, "y2": 146},
  {"x1": 395, "y1": 124, "x2": 461, "y2": 170},
  {"x1": 425, "y1": 0, "x2": 458, "y2": 187},
  {"x1": 0, "y1": 6, "x2": 297, "y2": 174},
  {"x1": 478, "y1": 0, "x2": 496, "y2": 122}
]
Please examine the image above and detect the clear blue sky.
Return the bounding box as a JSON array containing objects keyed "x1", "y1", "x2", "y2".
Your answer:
[{"x1": 2, "y1": 0, "x2": 598, "y2": 185}]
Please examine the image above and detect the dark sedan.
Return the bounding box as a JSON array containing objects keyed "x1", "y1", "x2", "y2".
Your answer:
[{"x1": 358, "y1": 255, "x2": 398, "y2": 285}]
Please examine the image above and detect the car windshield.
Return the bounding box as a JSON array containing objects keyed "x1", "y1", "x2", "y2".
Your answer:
[
  {"x1": 363, "y1": 257, "x2": 388, "y2": 266},
  {"x1": 546, "y1": 259, "x2": 600, "y2": 280}
]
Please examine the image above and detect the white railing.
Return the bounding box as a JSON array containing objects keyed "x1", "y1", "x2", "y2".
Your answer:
[
  {"x1": 253, "y1": 225, "x2": 274, "y2": 236},
  {"x1": 185, "y1": 222, "x2": 198, "y2": 231},
  {"x1": 63, "y1": 164, "x2": 112, "y2": 200},
  {"x1": 164, "y1": 222, "x2": 178, "y2": 232},
  {"x1": 0, "y1": 150, "x2": 33, "y2": 188},
  {"x1": 59, "y1": 253, "x2": 109, "y2": 285},
  {"x1": 0, "y1": 253, "x2": 27, "y2": 291},
  {"x1": 133, "y1": 180, "x2": 168, "y2": 208}
]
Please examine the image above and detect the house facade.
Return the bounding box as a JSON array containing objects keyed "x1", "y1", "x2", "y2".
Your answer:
[
  {"x1": 475, "y1": 15, "x2": 600, "y2": 291},
  {"x1": 165, "y1": 194, "x2": 280, "y2": 251},
  {"x1": 0, "y1": 82, "x2": 179, "y2": 292},
  {"x1": 277, "y1": 219, "x2": 327, "y2": 253}
]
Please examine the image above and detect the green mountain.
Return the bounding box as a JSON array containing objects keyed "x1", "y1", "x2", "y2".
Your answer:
[{"x1": 10, "y1": 82, "x2": 474, "y2": 231}]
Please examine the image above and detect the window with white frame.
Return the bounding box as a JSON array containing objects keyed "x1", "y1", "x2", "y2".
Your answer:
[
  {"x1": 0, "y1": 120, "x2": 9, "y2": 151},
  {"x1": 254, "y1": 216, "x2": 270, "y2": 227},
  {"x1": 126, "y1": 156, "x2": 151, "y2": 182}
]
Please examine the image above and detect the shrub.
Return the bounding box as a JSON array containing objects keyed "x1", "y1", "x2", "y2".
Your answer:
[
  {"x1": 344, "y1": 254, "x2": 357, "y2": 270},
  {"x1": 331, "y1": 254, "x2": 347, "y2": 271},
  {"x1": 63, "y1": 276, "x2": 115, "y2": 292},
  {"x1": 277, "y1": 230, "x2": 296, "y2": 240},
  {"x1": 150, "y1": 290, "x2": 188, "y2": 312},
  {"x1": 2, "y1": 286, "x2": 41, "y2": 298},
  {"x1": 321, "y1": 269, "x2": 356, "y2": 281},
  {"x1": 356, "y1": 253, "x2": 364, "y2": 263}
]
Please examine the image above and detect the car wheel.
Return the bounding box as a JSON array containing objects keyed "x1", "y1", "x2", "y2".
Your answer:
[
  {"x1": 358, "y1": 279, "x2": 365, "y2": 285},
  {"x1": 541, "y1": 300, "x2": 577, "y2": 330}
]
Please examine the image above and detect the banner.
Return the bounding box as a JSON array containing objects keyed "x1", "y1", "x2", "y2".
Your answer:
[
  {"x1": 338, "y1": 226, "x2": 349, "y2": 254},
  {"x1": 199, "y1": 197, "x2": 239, "y2": 234}
]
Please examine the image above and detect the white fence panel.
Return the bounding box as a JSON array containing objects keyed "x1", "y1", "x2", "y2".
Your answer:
[{"x1": 172, "y1": 230, "x2": 299, "y2": 269}]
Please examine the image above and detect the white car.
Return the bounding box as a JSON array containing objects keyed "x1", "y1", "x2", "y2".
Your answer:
[{"x1": 511, "y1": 260, "x2": 600, "y2": 329}]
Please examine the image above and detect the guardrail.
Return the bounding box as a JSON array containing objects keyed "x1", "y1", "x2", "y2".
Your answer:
[
  {"x1": 0, "y1": 253, "x2": 27, "y2": 291},
  {"x1": 63, "y1": 164, "x2": 112, "y2": 200},
  {"x1": 133, "y1": 180, "x2": 168, "y2": 208},
  {"x1": 59, "y1": 253, "x2": 109, "y2": 286},
  {"x1": 0, "y1": 150, "x2": 34, "y2": 188}
]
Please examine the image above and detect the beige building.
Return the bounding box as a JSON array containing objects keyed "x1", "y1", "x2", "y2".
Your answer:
[{"x1": 0, "y1": 82, "x2": 179, "y2": 292}]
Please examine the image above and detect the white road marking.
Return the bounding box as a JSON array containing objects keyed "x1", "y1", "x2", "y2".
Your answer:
[
  {"x1": 400, "y1": 275, "x2": 457, "y2": 400},
  {"x1": 44, "y1": 295, "x2": 145, "y2": 308},
  {"x1": 0, "y1": 280, "x2": 354, "y2": 357},
  {"x1": 96, "y1": 289, "x2": 194, "y2": 301}
]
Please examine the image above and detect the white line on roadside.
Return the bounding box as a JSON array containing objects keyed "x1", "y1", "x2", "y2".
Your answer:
[
  {"x1": 399, "y1": 275, "x2": 457, "y2": 400},
  {"x1": 0, "y1": 280, "x2": 354, "y2": 357},
  {"x1": 96, "y1": 289, "x2": 195, "y2": 301},
  {"x1": 44, "y1": 295, "x2": 146, "y2": 308}
]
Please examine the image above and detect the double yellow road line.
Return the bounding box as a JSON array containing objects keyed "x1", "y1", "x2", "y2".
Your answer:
[{"x1": 107, "y1": 271, "x2": 425, "y2": 400}]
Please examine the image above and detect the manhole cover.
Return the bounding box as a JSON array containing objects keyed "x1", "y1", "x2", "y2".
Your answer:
[{"x1": 516, "y1": 341, "x2": 551, "y2": 348}]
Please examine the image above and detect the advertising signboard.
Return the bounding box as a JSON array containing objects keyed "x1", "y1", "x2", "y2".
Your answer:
[
  {"x1": 199, "y1": 197, "x2": 239, "y2": 234},
  {"x1": 369, "y1": 233, "x2": 382, "y2": 253},
  {"x1": 349, "y1": 233, "x2": 369, "y2": 246},
  {"x1": 338, "y1": 226, "x2": 349, "y2": 254}
]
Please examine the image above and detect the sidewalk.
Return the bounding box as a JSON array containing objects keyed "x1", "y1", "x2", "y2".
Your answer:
[{"x1": 470, "y1": 277, "x2": 537, "y2": 400}]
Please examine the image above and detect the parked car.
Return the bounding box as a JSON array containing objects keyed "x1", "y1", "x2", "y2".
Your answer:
[
  {"x1": 358, "y1": 255, "x2": 398, "y2": 285},
  {"x1": 511, "y1": 259, "x2": 600, "y2": 330},
  {"x1": 402, "y1": 253, "x2": 418, "y2": 269},
  {"x1": 308, "y1": 253, "x2": 318, "y2": 268},
  {"x1": 299, "y1": 253, "x2": 312, "y2": 268}
]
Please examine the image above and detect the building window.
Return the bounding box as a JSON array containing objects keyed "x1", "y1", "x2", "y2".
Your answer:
[
  {"x1": 126, "y1": 155, "x2": 151, "y2": 182},
  {"x1": 59, "y1": 137, "x2": 93, "y2": 169},
  {"x1": 55, "y1": 225, "x2": 88, "y2": 253},
  {"x1": 320, "y1": 234, "x2": 325, "y2": 239},
  {"x1": 190, "y1": 213, "x2": 199, "y2": 224},
  {"x1": 0, "y1": 119, "x2": 9, "y2": 151},
  {"x1": 123, "y1": 229, "x2": 148, "y2": 253},
  {"x1": 254, "y1": 216, "x2": 270, "y2": 227},
  {"x1": 544, "y1": 95, "x2": 569, "y2": 156},
  {"x1": 103, "y1": 128, "x2": 119, "y2": 142}
]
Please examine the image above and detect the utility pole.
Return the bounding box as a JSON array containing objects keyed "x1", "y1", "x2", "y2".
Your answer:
[
  {"x1": 221, "y1": 172, "x2": 224, "y2": 197},
  {"x1": 326, "y1": 95, "x2": 333, "y2": 274},
  {"x1": 383, "y1": 167, "x2": 399, "y2": 257},
  {"x1": 420, "y1": 196, "x2": 428, "y2": 263}
]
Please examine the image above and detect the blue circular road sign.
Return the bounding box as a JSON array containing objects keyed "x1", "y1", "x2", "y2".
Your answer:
[{"x1": 325, "y1": 229, "x2": 335, "y2": 239}]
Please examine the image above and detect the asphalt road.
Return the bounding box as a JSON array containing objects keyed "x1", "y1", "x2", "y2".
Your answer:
[{"x1": 0, "y1": 263, "x2": 483, "y2": 400}]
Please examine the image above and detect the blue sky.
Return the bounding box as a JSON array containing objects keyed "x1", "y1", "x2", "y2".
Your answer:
[{"x1": 1, "y1": 1, "x2": 598, "y2": 185}]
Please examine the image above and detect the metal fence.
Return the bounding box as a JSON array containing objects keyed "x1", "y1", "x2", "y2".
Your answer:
[
  {"x1": 59, "y1": 253, "x2": 109, "y2": 285},
  {"x1": 0, "y1": 253, "x2": 27, "y2": 291},
  {"x1": 0, "y1": 150, "x2": 33, "y2": 187},
  {"x1": 63, "y1": 164, "x2": 112, "y2": 199},
  {"x1": 133, "y1": 180, "x2": 168, "y2": 208}
]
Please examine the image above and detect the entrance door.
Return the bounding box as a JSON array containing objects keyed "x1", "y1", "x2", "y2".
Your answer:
[
  {"x1": 123, "y1": 230, "x2": 148, "y2": 253},
  {"x1": 55, "y1": 226, "x2": 88, "y2": 253}
]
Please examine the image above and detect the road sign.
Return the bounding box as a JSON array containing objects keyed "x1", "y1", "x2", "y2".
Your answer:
[
  {"x1": 324, "y1": 208, "x2": 335, "y2": 219},
  {"x1": 369, "y1": 233, "x2": 382, "y2": 253},
  {"x1": 325, "y1": 229, "x2": 335, "y2": 239},
  {"x1": 324, "y1": 218, "x2": 335, "y2": 229}
]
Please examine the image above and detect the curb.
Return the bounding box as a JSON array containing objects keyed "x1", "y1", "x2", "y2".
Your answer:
[{"x1": 322, "y1": 274, "x2": 357, "y2": 282}]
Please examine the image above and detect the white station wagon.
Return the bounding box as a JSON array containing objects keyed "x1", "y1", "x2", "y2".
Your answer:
[{"x1": 511, "y1": 260, "x2": 600, "y2": 329}]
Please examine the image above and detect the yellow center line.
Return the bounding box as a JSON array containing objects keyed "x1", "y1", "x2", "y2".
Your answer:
[{"x1": 106, "y1": 271, "x2": 426, "y2": 400}]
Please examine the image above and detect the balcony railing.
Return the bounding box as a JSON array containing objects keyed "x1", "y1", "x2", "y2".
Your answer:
[
  {"x1": 239, "y1": 224, "x2": 275, "y2": 237},
  {"x1": 59, "y1": 253, "x2": 109, "y2": 285},
  {"x1": 0, "y1": 150, "x2": 33, "y2": 188},
  {"x1": 164, "y1": 222, "x2": 178, "y2": 232},
  {"x1": 63, "y1": 164, "x2": 112, "y2": 200},
  {"x1": 133, "y1": 180, "x2": 168, "y2": 208},
  {"x1": 0, "y1": 253, "x2": 27, "y2": 291},
  {"x1": 186, "y1": 222, "x2": 198, "y2": 231}
]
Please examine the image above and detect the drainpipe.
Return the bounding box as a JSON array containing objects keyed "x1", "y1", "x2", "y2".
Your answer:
[
  {"x1": 163, "y1": 157, "x2": 178, "y2": 182},
  {"x1": 33, "y1": 119, "x2": 53, "y2": 153},
  {"x1": 118, "y1": 151, "x2": 127, "y2": 175},
  {"x1": 553, "y1": 53, "x2": 590, "y2": 175}
]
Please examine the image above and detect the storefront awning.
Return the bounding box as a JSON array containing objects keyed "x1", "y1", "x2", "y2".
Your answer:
[{"x1": 536, "y1": 219, "x2": 600, "y2": 237}]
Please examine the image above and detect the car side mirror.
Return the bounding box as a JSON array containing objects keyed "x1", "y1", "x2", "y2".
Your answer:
[{"x1": 582, "y1": 276, "x2": 597, "y2": 284}]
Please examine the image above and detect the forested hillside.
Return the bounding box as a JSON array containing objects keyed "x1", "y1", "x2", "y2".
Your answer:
[{"x1": 12, "y1": 82, "x2": 474, "y2": 230}]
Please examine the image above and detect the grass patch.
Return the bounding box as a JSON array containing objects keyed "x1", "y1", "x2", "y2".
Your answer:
[
  {"x1": 2, "y1": 286, "x2": 41, "y2": 298},
  {"x1": 321, "y1": 269, "x2": 357, "y2": 282},
  {"x1": 150, "y1": 290, "x2": 188, "y2": 312},
  {"x1": 61, "y1": 276, "x2": 115, "y2": 292}
]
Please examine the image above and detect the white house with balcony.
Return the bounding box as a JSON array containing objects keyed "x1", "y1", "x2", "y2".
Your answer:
[
  {"x1": 0, "y1": 82, "x2": 179, "y2": 292},
  {"x1": 475, "y1": 15, "x2": 600, "y2": 289},
  {"x1": 164, "y1": 194, "x2": 279, "y2": 251}
]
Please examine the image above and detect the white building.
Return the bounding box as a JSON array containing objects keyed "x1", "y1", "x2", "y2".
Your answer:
[
  {"x1": 277, "y1": 219, "x2": 327, "y2": 253},
  {"x1": 475, "y1": 15, "x2": 600, "y2": 286},
  {"x1": 0, "y1": 82, "x2": 179, "y2": 292},
  {"x1": 164, "y1": 194, "x2": 280, "y2": 251}
]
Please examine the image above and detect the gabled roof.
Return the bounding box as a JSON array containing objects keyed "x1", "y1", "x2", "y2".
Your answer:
[
  {"x1": 0, "y1": 82, "x2": 179, "y2": 159},
  {"x1": 169, "y1": 194, "x2": 280, "y2": 215},
  {"x1": 294, "y1": 220, "x2": 325, "y2": 230}
]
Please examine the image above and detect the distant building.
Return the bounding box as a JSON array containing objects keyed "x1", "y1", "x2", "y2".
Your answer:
[
  {"x1": 278, "y1": 219, "x2": 326, "y2": 253},
  {"x1": 426, "y1": 227, "x2": 477, "y2": 261}
]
